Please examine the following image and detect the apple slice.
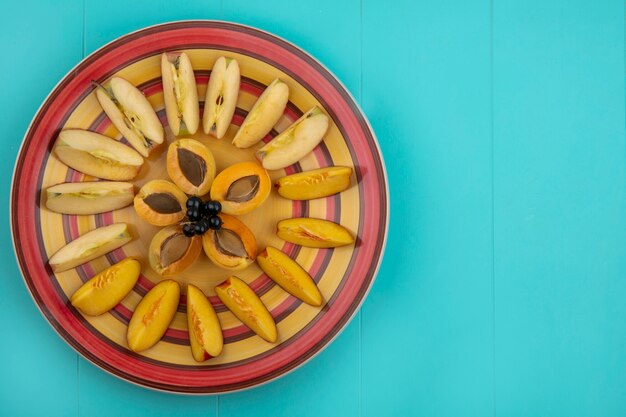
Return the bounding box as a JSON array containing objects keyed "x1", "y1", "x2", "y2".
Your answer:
[
  {"x1": 257, "y1": 246, "x2": 322, "y2": 306},
  {"x1": 161, "y1": 52, "x2": 199, "y2": 135},
  {"x1": 70, "y1": 257, "x2": 141, "y2": 316},
  {"x1": 95, "y1": 76, "x2": 164, "y2": 157},
  {"x1": 46, "y1": 181, "x2": 134, "y2": 215},
  {"x1": 54, "y1": 130, "x2": 144, "y2": 180},
  {"x1": 127, "y1": 280, "x2": 180, "y2": 353},
  {"x1": 232, "y1": 78, "x2": 289, "y2": 148},
  {"x1": 215, "y1": 276, "x2": 277, "y2": 343},
  {"x1": 202, "y1": 57, "x2": 240, "y2": 139},
  {"x1": 187, "y1": 284, "x2": 223, "y2": 361},
  {"x1": 277, "y1": 218, "x2": 354, "y2": 248},
  {"x1": 256, "y1": 107, "x2": 329, "y2": 170},
  {"x1": 48, "y1": 223, "x2": 133, "y2": 272}
]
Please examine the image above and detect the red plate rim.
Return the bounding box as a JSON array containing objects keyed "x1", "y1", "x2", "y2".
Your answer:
[{"x1": 10, "y1": 20, "x2": 389, "y2": 394}]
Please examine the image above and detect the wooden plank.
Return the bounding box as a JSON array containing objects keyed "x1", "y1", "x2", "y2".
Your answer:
[
  {"x1": 493, "y1": 0, "x2": 626, "y2": 415},
  {"x1": 361, "y1": 0, "x2": 494, "y2": 415},
  {"x1": 0, "y1": 0, "x2": 83, "y2": 415},
  {"x1": 218, "y1": 1, "x2": 362, "y2": 415}
]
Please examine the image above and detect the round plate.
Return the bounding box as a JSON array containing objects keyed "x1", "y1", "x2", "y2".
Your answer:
[{"x1": 11, "y1": 21, "x2": 388, "y2": 394}]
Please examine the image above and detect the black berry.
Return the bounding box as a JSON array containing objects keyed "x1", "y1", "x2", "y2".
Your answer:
[
  {"x1": 204, "y1": 200, "x2": 222, "y2": 215},
  {"x1": 208, "y1": 215, "x2": 223, "y2": 230},
  {"x1": 186, "y1": 196, "x2": 202, "y2": 210},
  {"x1": 182, "y1": 223, "x2": 195, "y2": 237},
  {"x1": 194, "y1": 221, "x2": 207, "y2": 235},
  {"x1": 187, "y1": 208, "x2": 201, "y2": 221}
]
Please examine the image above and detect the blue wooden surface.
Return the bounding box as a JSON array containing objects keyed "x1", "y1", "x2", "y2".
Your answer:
[{"x1": 1, "y1": 0, "x2": 625, "y2": 416}]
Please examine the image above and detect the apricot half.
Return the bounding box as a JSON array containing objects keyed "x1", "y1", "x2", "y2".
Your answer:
[
  {"x1": 134, "y1": 180, "x2": 187, "y2": 226},
  {"x1": 257, "y1": 247, "x2": 322, "y2": 306},
  {"x1": 277, "y1": 218, "x2": 354, "y2": 248},
  {"x1": 70, "y1": 257, "x2": 141, "y2": 316},
  {"x1": 127, "y1": 279, "x2": 180, "y2": 353},
  {"x1": 215, "y1": 276, "x2": 277, "y2": 343},
  {"x1": 276, "y1": 166, "x2": 352, "y2": 200},
  {"x1": 149, "y1": 225, "x2": 202, "y2": 276},
  {"x1": 202, "y1": 214, "x2": 256, "y2": 270},
  {"x1": 209, "y1": 162, "x2": 271, "y2": 215},
  {"x1": 187, "y1": 284, "x2": 223, "y2": 361},
  {"x1": 166, "y1": 139, "x2": 216, "y2": 196}
]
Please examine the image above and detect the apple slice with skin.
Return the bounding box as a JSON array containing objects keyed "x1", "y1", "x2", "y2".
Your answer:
[
  {"x1": 161, "y1": 52, "x2": 199, "y2": 135},
  {"x1": 256, "y1": 107, "x2": 329, "y2": 170},
  {"x1": 54, "y1": 130, "x2": 144, "y2": 180},
  {"x1": 127, "y1": 280, "x2": 180, "y2": 353},
  {"x1": 49, "y1": 223, "x2": 133, "y2": 272},
  {"x1": 215, "y1": 276, "x2": 277, "y2": 343},
  {"x1": 277, "y1": 218, "x2": 354, "y2": 248},
  {"x1": 95, "y1": 76, "x2": 164, "y2": 157},
  {"x1": 202, "y1": 57, "x2": 240, "y2": 139},
  {"x1": 46, "y1": 181, "x2": 134, "y2": 215},
  {"x1": 232, "y1": 78, "x2": 289, "y2": 148},
  {"x1": 70, "y1": 257, "x2": 141, "y2": 316},
  {"x1": 187, "y1": 284, "x2": 223, "y2": 361},
  {"x1": 257, "y1": 246, "x2": 322, "y2": 306}
]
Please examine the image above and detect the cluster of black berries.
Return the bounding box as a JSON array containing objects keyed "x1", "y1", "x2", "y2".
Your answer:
[{"x1": 182, "y1": 197, "x2": 223, "y2": 236}]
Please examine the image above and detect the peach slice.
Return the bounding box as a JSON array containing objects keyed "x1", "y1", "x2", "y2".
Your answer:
[
  {"x1": 202, "y1": 57, "x2": 240, "y2": 139},
  {"x1": 166, "y1": 139, "x2": 216, "y2": 196},
  {"x1": 209, "y1": 161, "x2": 271, "y2": 215},
  {"x1": 276, "y1": 166, "x2": 352, "y2": 200},
  {"x1": 256, "y1": 107, "x2": 329, "y2": 170},
  {"x1": 46, "y1": 181, "x2": 135, "y2": 215},
  {"x1": 232, "y1": 78, "x2": 289, "y2": 148},
  {"x1": 49, "y1": 223, "x2": 132, "y2": 272},
  {"x1": 202, "y1": 214, "x2": 256, "y2": 270},
  {"x1": 95, "y1": 76, "x2": 164, "y2": 157},
  {"x1": 70, "y1": 257, "x2": 141, "y2": 316},
  {"x1": 53, "y1": 129, "x2": 144, "y2": 180},
  {"x1": 187, "y1": 284, "x2": 223, "y2": 361},
  {"x1": 134, "y1": 180, "x2": 187, "y2": 226},
  {"x1": 149, "y1": 225, "x2": 202, "y2": 276},
  {"x1": 277, "y1": 218, "x2": 354, "y2": 248},
  {"x1": 161, "y1": 52, "x2": 199, "y2": 135},
  {"x1": 215, "y1": 276, "x2": 276, "y2": 343},
  {"x1": 127, "y1": 279, "x2": 180, "y2": 353},
  {"x1": 257, "y1": 246, "x2": 322, "y2": 306}
]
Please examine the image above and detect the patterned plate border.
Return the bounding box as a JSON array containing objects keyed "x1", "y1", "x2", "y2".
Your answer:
[{"x1": 10, "y1": 20, "x2": 388, "y2": 394}]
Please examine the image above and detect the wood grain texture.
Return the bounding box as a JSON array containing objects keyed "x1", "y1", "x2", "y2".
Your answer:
[
  {"x1": 2, "y1": 0, "x2": 626, "y2": 415},
  {"x1": 0, "y1": 1, "x2": 82, "y2": 416}
]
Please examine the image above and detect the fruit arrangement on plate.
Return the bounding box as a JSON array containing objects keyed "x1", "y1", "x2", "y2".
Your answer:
[
  {"x1": 46, "y1": 52, "x2": 356, "y2": 361},
  {"x1": 12, "y1": 21, "x2": 386, "y2": 393}
]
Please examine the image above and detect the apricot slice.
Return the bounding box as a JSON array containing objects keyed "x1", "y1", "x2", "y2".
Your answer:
[
  {"x1": 232, "y1": 78, "x2": 289, "y2": 148},
  {"x1": 202, "y1": 214, "x2": 256, "y2": 270},
  {"x1": 215, "y1": 276, "x2": 277, "y2": 343},
  {"x1": 187, "y1": 284, "x2": 223, "y2": 361},
  {"x1": 161, "y1": 52, "x2": 199, "y2": 135},
  {"x1": 134, "y1": 180, "x2": 187, "y2": 226},
  {"x1": 149, "y1": 225, "x2": 202, "y2": 276},
  {"x1": 257, "y1": 247, "x2": 322, "y2": 306},
  {"x1": 276, "y1": 166, "x2": 352, "y2": 200},
  {"x1": 166, "y1": 139, "x2": 216, "y2": 196},
  {"x1": 49, "y1": 223, "x2": 132, "y2": 272},
  {"x1": 277, "y1": 218, "x2": 354, "y2": 248},
  {"x1": 256, "y1": 107, "x2": 329, "y2": 170},
  {"x1": 209, "y1": 162, "x2": 271, "y2": 215},
  {"x1": 127, "y1": 279, "x2": 180, "y2": 353},
  {"x1": 70, "y1": 258, "x2": 141, "y2": 316}
]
